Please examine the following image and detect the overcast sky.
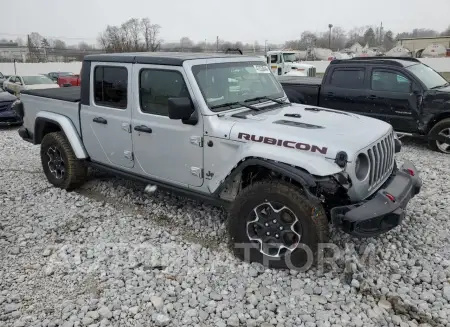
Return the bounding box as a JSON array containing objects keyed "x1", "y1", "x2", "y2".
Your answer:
[{"x1": 2, "y1": 0, "x2": 450, "y2": 45}]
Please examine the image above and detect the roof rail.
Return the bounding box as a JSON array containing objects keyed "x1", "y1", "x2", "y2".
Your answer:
[{"x1": 349, "y1": 56, "x2": 420, "y2": 63}]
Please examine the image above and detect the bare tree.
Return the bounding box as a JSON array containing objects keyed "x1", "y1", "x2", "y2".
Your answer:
[
  {"x1": 442, "y1": 25, "x2": 450, "y2": 36},
  {"x1": 141, "y1": 18, "x2": 162, "y2": 51},
  {"x1": 15, "y1": 37, "x2": 25, "y2": 46},
  {"x1": 78, "y1": 42, "x2": 94, "y2": 51},
  {"x1": 98, "y1": 17, "x2": 162, "y2": 53},
  {"x1": 180, "y1": 37, "x2": 194, "y2": 51},
  {"x1": 51, "y1": 39, "x2": 67, "y2": 49},
  {"x1": 27, "y1": 32, "x2": 44, "y2": 62}
]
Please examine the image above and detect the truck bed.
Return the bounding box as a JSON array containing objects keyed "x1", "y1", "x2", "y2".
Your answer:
[
  {"x1": 277, "y1": 76, "x2": 322, "y2": 106},
  {"x1": 276, "y1": 75, "x2": 323, "y2": 86},
  {"x1": 21, "y1": 86, "x2": 81, "y2": 102}
]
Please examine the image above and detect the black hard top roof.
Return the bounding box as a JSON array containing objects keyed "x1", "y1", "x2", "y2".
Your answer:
[
  {"x1": 331, "y1": 56, "x2": 422, "y2": 68},
  {"x1": 83, "y1": 52, "x2": 254, "y2": 66}
]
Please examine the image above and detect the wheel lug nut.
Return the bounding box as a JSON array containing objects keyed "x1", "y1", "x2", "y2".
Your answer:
[
  {"x1": 265, "y1": 223, "x2": 269, "y2": 227},
  {"x1": 275, "y1": 234, "x2": 279, "y2": 238},
  {"x1": 279, "y1": 226, "x2": 283, "y2": 230},
  {"x1": 266, "y1": 232, "x2": 270, "y2": 236},
  {"x1": 272, "y1": 219, "x2": 277, "y2": 224}
]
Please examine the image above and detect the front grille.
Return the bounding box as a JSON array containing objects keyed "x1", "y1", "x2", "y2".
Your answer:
[
  {"x1": 366, "y1": 132, "x2": 395, "y2": 191},
  {"x1": 307, "y1": 67, "x2": 316, "y2": 77},
  {"x1": 0, "y1": 102, "x2": 11, "y2": 112}
]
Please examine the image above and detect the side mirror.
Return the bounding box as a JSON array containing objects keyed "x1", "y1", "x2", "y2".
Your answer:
[
  {"x1": 411, "y1": 84, "x2": 421, "y2": 94},
  {"x1": 168, "y1": 97, "x2": 197, "y2": 124}
]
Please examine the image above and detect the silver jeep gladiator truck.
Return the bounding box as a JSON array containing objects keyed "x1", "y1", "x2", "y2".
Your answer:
[{"x1": 16, "y1": 52, "x2": 422, "y2": 269}]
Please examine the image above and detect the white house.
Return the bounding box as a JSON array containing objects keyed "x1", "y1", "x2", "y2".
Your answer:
[{"x1": 0, "y1": 42, "x2": 28, "y2": 61}]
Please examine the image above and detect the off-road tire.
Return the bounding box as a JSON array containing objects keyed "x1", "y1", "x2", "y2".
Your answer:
[
  {"x1": 228, "y1": 180, "x2": 329, "y2": 270},
  {"x1": 40, "y1": 132, "x2": 87, "y2": 191},
  {"x1": 428, "y1": 118, "x2": 450, "y2": 154}
]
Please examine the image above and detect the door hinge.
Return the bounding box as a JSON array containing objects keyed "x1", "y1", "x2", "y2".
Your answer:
[
  {"x1": 190, "y1": 136, "x2": 203, "y2": 147},
  {"x1": 124, "y1": 151, "x2": 133, "y2": 161},
  {"x1": 122, "y1": 123, "x2": 131, "y2": 133},
  {"x1": 190, "y1": 167, "x2": 203, "y2": 178}
]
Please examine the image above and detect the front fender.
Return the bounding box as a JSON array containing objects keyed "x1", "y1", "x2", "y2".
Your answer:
[
  {"x1": 35, "y1": 111, "x2": 88, "y2": 159},
  {"x1": 204, "y1": 138, "x2": 342, "y2": 194}
]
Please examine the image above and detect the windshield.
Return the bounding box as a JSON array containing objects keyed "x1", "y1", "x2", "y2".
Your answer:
[
  {"x1": 282, "y1": 53, "x2": 297, "y2": 63},
  {"x1": 406, "y1": 63, "x2": 448, "y2": 89},
  {"x1": 22, "y1": 75, "x2": 55, "y2": 85},
  {"x1": 0, "y1": 72, "x2": 4, "y2": 78},
  {"x1": 192, "y1": 61, "x2": 285, "y2": 112}
]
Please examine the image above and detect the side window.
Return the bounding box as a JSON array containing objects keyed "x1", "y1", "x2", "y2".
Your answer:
[
  {"x1": 10, "y1": 76, "x2": 17, "y2": 83},
  {"x1": 270, "y1": 55, "x2": 278, "y2": 64},
  {"x1": 139, "y1": 69, "x2": 190, "y2": 116},
  {"x1": 371, "y1": 70, "x2": 411, "y2": 93},
  {"x1": 94, "y1": 66, "x2": 128, "y2": 109},
  {"x1": 329, "y1": 69, "x2": 365, "y2": 89}
]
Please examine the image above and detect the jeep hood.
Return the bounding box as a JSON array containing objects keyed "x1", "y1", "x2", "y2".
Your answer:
[{"x1": 226, "y1": 104, "x2": 392, "y2": 159}]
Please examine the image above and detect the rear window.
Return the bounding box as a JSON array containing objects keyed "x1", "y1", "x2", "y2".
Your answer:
[
  {"x1": 22, "y1": 75, "x2": 54, "y2": 85},
  {"x1": 94, "y1": 66, "x2": 128, "y2": 109},
  {"x1": 329, "y1": 69, "x2": 365, "y2": 89}
]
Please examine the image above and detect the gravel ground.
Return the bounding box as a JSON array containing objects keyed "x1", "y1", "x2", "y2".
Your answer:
[{"x1": 1, "y1": 127, "x2": 450, "y2": 327}]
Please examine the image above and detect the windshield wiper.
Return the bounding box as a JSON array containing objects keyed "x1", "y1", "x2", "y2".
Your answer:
[
  {"x1": 431, "y1": 82, "x2": 450, "y2": 89},
  {"x1": 244, "y1": 96, "x2": 288, "y2": 105},
  {"x1": 210, "y1": 101, "x2": 261, "y2": 111}
]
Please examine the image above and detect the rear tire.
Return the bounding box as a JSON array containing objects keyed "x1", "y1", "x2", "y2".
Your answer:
[
  {"x1": 40, "y1": 132, "x2": 87, "y2": 191},
  {"x1": 428, "y1": 118, "x2": 450, "y2": 154},
  {"x1": 228, "y1": 180, "x2": 329, "y2": 269}
]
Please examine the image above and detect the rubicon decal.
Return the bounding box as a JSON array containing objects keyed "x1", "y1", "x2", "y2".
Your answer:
[{"x1": 238, "y1": 133, "x2": 328, "y2": 154}]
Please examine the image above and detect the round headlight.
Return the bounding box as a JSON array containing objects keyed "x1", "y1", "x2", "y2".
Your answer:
[{"x1": 355, "y1": 153, "x2": 370, "y2": 181}]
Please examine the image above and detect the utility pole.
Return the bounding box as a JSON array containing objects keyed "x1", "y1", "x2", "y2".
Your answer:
[
  {"x1": 380, "y1": 22, "x2": 383, "y2": 46},
  {"x1": 328, "y1": 24, "x2": 333, "y2": 49},
  {"x1": 264, "y1": 40, "x2": 268, "y2": 54},
  {"x1": 216, "y1": 36, "x2": 219, "y2": 52}
]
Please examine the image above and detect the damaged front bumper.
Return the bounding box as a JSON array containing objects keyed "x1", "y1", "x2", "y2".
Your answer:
[
  {"x1": 0, "y1": 109, "x2": 22, "y2": 126},
  {"x1": 330, "y1": 160, "x2": 422, "y2": 238}
]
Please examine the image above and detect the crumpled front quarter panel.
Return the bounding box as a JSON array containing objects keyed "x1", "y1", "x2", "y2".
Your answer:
[{"x1": 203, "y1": 132, "x2": 342, "y2": 194}]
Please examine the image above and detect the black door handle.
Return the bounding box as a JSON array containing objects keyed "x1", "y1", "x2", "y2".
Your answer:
[
  {"x1": 93, "y1": 117, "x2": 107, "y2": 124},
  {"x1": 134, "y1": 125, "x2": 152, "y2": 133},
  {"x1": 368, "y1": 95, "x2": 377, "y2": 100}
]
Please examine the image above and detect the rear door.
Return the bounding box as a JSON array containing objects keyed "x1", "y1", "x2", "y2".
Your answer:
[
  {"x1": 80, "y1": 62, "x2": 134, "y2": 168},
  {"x1": 319, "y1": 67, "x2": 369, "y2": 114},
  {"x1": 131, "y1": 64, "x2": 204, "y2": 187},
  {"x1": 366, "y1": 68, "x2": 417, "y2": 132}
]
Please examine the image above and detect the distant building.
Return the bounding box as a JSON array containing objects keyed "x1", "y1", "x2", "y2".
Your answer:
[
  {"x1": 349, "y1": 42, "x2": 363, "y2": 53},
  {"x1": 397, "y1": 36, "x2": 450, "y2": 54},
  {"x1": 0, "y1": 42, "x2": 28, "y2": 61}
]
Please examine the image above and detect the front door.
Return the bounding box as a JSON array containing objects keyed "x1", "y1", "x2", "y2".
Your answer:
[
  {"x1": 80, "y1": 62, "x2": 134, "y2": 168},
  {"x1": 131, "y1": 64, "x2": 204, "y2": 187},
  {"x1": 366, "y1": 68, "x2": 418, "y2": 132},
  {"x1": 6, "y1": 76, "x2": 20, "y2": 95},
  {"x1": 269, "y1": 54, "x2": 280, "y2": 75}
]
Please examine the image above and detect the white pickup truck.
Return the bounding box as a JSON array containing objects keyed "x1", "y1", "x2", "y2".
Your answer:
[{"x1": 15, "y1": 52, "x2": 422, "y2": 269}]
